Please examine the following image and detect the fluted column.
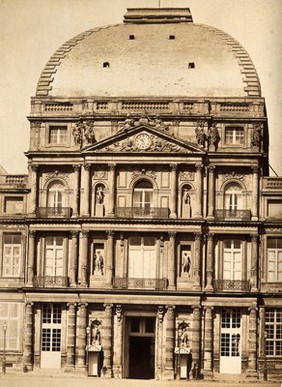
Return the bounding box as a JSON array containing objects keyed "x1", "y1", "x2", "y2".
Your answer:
[
  {"x1": 72, "y1": 165, "x2": 80, "y2": 216},
  {"x1": 207, "y1": 166, "x2": 215, "y2": 218},
  {"x1": 170, "y1": 164, "x2": 177, "y2": 218},
  {"x1": 108, "y1": 164, "x2": 116, "y2": 216},
  {"x1": 20, "y1": 232, "x2": 26, "y2": 279},
  {"x1": 156, "y1": 306, "x2": 164, "y2": 380},
  {"x1": 205, "y1": 234, "x2": 214, "y2": 290},
  {"x1": 80, "y1": 164, "x2": 91, "y2": 216},
  {"x1": 250, "y1": 234, "x2": 258, "y2": 291},
  {"x1": 195, "y1": 164, "x2": 203, "y2": 218},
  {"x1": 106, "y1": 231, "x2": 114, "y2": 287},
  {"x1": 66, "y1": 303, "x2": 76, "y2": 369},
  {"x1": 28, "y1": 164, "x2": 38, "y2": 214},
  {"x1": 203, "y1": 306, "x2": 213, "y2": 378},
  {"x1": 70, "y1": 231, "x2": 78, "y2": 287},
  {"x1": 251, "y1": 166, "x2": 259, "y2": 220},
  {"x1": 247, "y1": 306, "x2": 258, "y2": 379},
  {"x1": 113, "y1": 305, "x2": 123, "y2": 378},
  {"x1": 23, "y1": 302, "x2": 34, "y2": 370},
  {"x1": 164, "y1": 305, "x2": 175, "y2": 380},
  {"x1": 103, "y1": 303, "x2": 113, "y2": 378},
  {"x1": 76, "y1": 303, "x2": 87, "y2": 369},
  {"x1": 193, "y1": 233, "x2": 201, "y2": 290},
  {"x1": 27, "y1": 231, "x2": 36, "y2": 286},
  {"x1": 79, "y1": 231, "x2": 88, "y2": 287},
  {"x1": 168, "y1": 232, "x2": 176, "y2": 290},
  {"x1": 192, "y1": 305, "x2": 201, "y2": 378}
]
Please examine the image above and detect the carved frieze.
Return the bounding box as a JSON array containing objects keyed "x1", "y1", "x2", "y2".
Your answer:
[
  {"x1": 44, "y1": 171, "x2": 70, "y2": 184},
  {"x1": 179, "y1": 171, "x2": 194, "y2": 181},
  {"x1": 221, "y1": 171, "x2": 246, "y2": 182},
  {"x1": 93, "y1": 170, "x2": 108, "y2": 180},
  {"x1": 132, "y1": 169, "x2": 157, "y2": 180}
]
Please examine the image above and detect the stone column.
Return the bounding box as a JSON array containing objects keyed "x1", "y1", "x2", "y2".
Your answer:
[
  {"x1": 156, "y1": 306, "x2": 164, "y2": 380},
  {"x1": 113, "y1": 305, "x2": 123, "y2": 378},
  {"x1": 102, "y1": 303, "x2": 113, "y2": 378},
  {"x1": 205, "y1": 234, "x2": 214, "y2": 291},
  {"x1": 170, "y1": 164, "x2": 177, "y2": 218},
  {"x1": 70, "y1": 231, "x2": 78, "y2": 287},
  {"x1": 80, "y1": 163, "x2": 91, "y2": 216},
  {"x1": 195, "y1": 164, "x2": 203, "y2": 218},
  {"x1": 72, "y1": 165, "x2": 80, "y2": 216},
  {"x1": 193, "y1": 233, "x2": 201, "y2": 290},
  {"x1": 168, "y1": 232, "x2": 176, "y2": 290},
  {"x1": 203, "y1": 306, "x2": 213, "y2": 378},
  {"x1": 27, "y1": 231, "x2": 36, "y2": 286},
  {"x1": 106, "y1": 231, "x2": 115, "y2": 288},
  {"x1": 23, "y1": 302, "x2": 34, "y2": 370},
  {"x1": 207, "y1": 166, "x2": 215, "y2": 219},
  {"x1": 79, "y1": 231, "x2": 88, "y2": 287},
  {"x1": 76, "y1": 303, "x2": 87, "y2": 369},
  {"x1": 247, "y1": 306, "x2": 258, "y2": 379},
  {"x1": 250, "y1": 234, "x2": 258, "y2": 291},
  {"x1": 66, "y1": 303, "x2": 76, "y2": 370},
  {"x1": 108, "y1": 164, "x2": 116, "y2": 216},
  {"x1": 28, "y1": 164, "x2": 38, "y2": 215},
  {"x1": 164, "y1": 305, "x2": 175, "y2": 380},
  {"x1": 192, "y1": 305, "x2": 201, "y2": 378},
  {"x1": 20, "y1": 232, "x2": 26, "y2": 279},
  {"x1": 251, "y1": 166, "x2": 259, "y2": 220}
]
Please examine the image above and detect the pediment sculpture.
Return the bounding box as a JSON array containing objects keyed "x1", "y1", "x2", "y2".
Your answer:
[{"x1": 72, "y1": 120, "x2": 96, "y2": 147}]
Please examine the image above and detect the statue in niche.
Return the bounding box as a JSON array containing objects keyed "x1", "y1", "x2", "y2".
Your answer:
[
  {"x1": 195, "y1": 121, "x2": 206, "y2": 147},
  {"x1": 94, "y1": 250, "x2": 104, "y2": 275},
  {"x1": 251, "y1": 124, "x2": 262, "y2": 148},
  {"x1": 207, "y1": 123, "x2": 220, "y2": 150},
  {"x1": 182, "y1": 250, "x2": 191, "y2": 277},
  {"x1": 91, "y1": 320, "x2": 101, "y2": 345},
  {"x1": 95, "y1": 185, "x2": 105, "y2": 216},
  {"x1": 96, "y1": 186, "x2": 104, "y2": 204},
  {"x1": 182, "y1": 187, "x2": 191, "y2": 218},
  {"x1": 178, "y1": 322, "x2": 190, "y2": 348}
]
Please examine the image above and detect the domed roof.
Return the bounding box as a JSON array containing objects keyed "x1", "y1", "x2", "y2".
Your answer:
[{"x1": 36, "y1": 8, "x2": 261, "y2": 98}]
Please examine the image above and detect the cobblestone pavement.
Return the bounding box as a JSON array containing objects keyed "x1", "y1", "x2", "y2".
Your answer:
[{"x1": 0, "y1": 373, "x2": 281, "y2": 387}]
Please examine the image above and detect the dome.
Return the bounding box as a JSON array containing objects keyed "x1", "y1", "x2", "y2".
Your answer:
[{"x1": 36, "y1": 8, "x2": 261, "y2": 98}]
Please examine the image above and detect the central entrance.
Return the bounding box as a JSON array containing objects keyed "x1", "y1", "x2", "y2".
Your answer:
[{"x1": 126, "y1": 316, "x2": 155, "y2": 379}]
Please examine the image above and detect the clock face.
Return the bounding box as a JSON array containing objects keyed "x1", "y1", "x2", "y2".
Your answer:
[{"x1": 135, "y1": 133, "x2": 151, "y2": 150}]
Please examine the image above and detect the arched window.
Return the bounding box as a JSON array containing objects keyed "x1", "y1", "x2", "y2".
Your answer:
[
  {"x1": 224, "y1": 183, "x2": 242, "y2": 212},
  {"x1": 133, "y1": 180, "x2": 153, "y2": 210},
  {"x1": 47, "y1": 181, "x2": 65, "y2": 210}
]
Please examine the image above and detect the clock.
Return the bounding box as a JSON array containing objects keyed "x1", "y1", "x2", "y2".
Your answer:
[{"x1": 135, "y1": 133, "x2": 151, "y2": 150}]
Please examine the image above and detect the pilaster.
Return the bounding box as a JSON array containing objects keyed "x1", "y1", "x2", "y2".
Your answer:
[
  {"x1": 195, "y1": 164, "x2": 203, "y2": 218},
  {"x1": 168, "y1": 232, "x2": 176, "y2": 290},
  {"x1": 66, "y1": 303, "x2": 76, "y2": 370},
  {"x1": 251, "y1": 166, "x2": 259, "y2": 220},
  {"x1": 247, "y1": 306, "x2": 258, "y2": 379},
  {"x1": 164, "y1": 305, "x2": 175, "y2": 380},
  {"x1": 250, "y1": 234, "x2": 259, "y2": 291},
  {"x1": 72, "y1": 165, "x2": 80, "y2": 216},
  {"x1": 193, "y1": 233, "x2": 201, "y2": 290},
  {"x1": 207, "y1": 166, "x2": 215, "y2": 219},
  {"x1": 79, "y1": 231, "x2": 88, "y2": 287},
  {"x1": 203, "y1": 306, "x2": 213, "y2": 379},
  {"x1": 170, "y1": 164, "x2": 177, "y2": 218},
  {"x1": 80, "y1": 163, "x2": 91, "y2": 216},
  {"x1": 23, "y1": 302, "x2": 34, "y2": 370},
  {"x1": 205, "y1": 233, "x2": 214, "y2": 291},
  {"x1": 102, "y1": 303, "x2": 113, "y2": 378},
  {"x1": 108, "y1": 164, "x2": 116, "y2": 216},
  {"x1": 27, "y1": 230, "x2": 36, "y2": 286},
  {"x1": 76, "y1": 303, "x2": 88, "y2": 369},
  {"x1": 113, "y1": 305, "x2": 123, "y2": 378},
  {"x1": 70, "y1": 231, "x2": 78, "y2": 287},
  {"x1": 191, "y1": 305, "x2": 201, "y2": 378},
  {"x1": 106, "y1": 231, "x2": 115, "y2": 288}
]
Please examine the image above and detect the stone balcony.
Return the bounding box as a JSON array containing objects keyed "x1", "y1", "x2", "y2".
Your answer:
[
  {"x1": 33, "y1": 276, "x2": 68, "y2": 287},
  {"x1": 214, "y1": 209, "x2": 251, "y2": 221},
  {"x1": 36, "y1": 207, "x2": 72, "y2": 218},
  {"x1": 113, "y1": 277, "x2": 168, "y2": 290},
  {"x1": 115, "y1": 207, "x2": 169, "y2": 219},
  {"x1": 214, "y1": 280, "x2": 250, "y2": 292}
]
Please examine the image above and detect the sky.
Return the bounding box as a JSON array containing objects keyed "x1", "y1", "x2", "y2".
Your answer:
[{"x1": 0, "y1": 0, "x2": 281, "y2": 175}]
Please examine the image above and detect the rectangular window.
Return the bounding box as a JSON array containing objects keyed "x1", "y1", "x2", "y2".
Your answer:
[
  {"x1": 223, "y1": 240, "x2": 242, "y2": 280},
  {"x1": 48, "y1": 125, "x2": 68, "y2": 145},
  {"x1": 4, "y1": 197, "x2": 24, "y2": 214},
  {"x1": 265, "y1": 308, "x2": 282, "y2": 356},
  {"x1": 220, "y1": 309, "x2": 241, "y2": 357},
  {"x1": 128, "y1": 236, "x2": 156, "y2": 278},
  {"x1": 225, "y1": 127, "x2": 244, "y2": 145},
  {"x1": 267, "y1": 238, "x2": 282, "y2": 282},
  {"x1": 2, "y1": 234, "x2": 21, "y2": 277},
  {"x1": 45, "y1": 237, "x2": 64, "y2": 278},
  {"x1": 0, "y1": 303, "x2": 23, "y2": 350},
  {"x1": 41, "y1": 304, "x2": 62, "y2": 353}
]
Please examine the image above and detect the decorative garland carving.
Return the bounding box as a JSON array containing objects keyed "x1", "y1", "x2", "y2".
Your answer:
[
  {"x1": 118, "y1": 113, "x2": 170, "y2": 133},
  {"x1": 132, "y1": 169, "x2": 157, "y2": 180},
  {"x1": 93, "y1": 170, "x2": 108, "y2": 180},
  {"x1": 72, "y1": 120, "x2": 96, "y2": 147},
  {"x1": 179, "y1": 171, "x2": 194, "y2": 181},
  {"x1": 222, "y1": 171, "x2": 246, "y2": 182},
  {"x1": 44, "y1": 171, "x2": 70, "y2": 184}
]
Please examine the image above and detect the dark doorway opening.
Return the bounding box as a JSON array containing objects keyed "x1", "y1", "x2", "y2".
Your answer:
[{"x1": 129, "y1": 336, "x2": 155, "y2": 379}]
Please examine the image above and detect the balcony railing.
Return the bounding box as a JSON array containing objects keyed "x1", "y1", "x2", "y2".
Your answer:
[
  {"x1": 33, "y1": 276, "x2": 68, "y2": 287},
  {"x1": 115, "y1": 207, "x2": 169, "y2": 219},
  {"x1": 214, "y1": 209, "x2": 251, "y2": 221},
  {"x1": 36, "y1": 207, "x2": 72, "y2": 218},
  {"x1": 113, "y1": 277, "x2": 168, "y2": 290},
  {"x1": 214, "y1": 280, "x2": 250, "y2": 292}
]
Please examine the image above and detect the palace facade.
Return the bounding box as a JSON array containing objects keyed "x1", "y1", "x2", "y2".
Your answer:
[{"x1": 0, "y1": 7, "x2": 281, "y2": 381}]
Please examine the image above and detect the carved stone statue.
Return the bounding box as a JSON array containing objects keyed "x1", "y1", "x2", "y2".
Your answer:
[
  {"x1": 178, "y1": 322, "x2": 190, "y2": 348},
  {"x1": 195, "y1": 121, "x2": 206, "y2": 147},
  {"x1": 251, "y1": 124, "x2": 262, "y2": 148},
  {"x1": 182, "y1": 251, "x2": 191, "y2": 277},
  {"x1": 182, "y1": 188, "x2": 191, "y2": 218},
  {"x1": 91, "y1": 320, "x2": 101, "y2": 345},
  {"x1": 207, "y1": 123, "x2": 220, "y2": 150},
  {"x1": 94, "y1": 251, "x2": 104, "y2": 275},
  {"x1": 72, "y1": 120, "x2": 96, "y2": 147},
  {"x1": 118, "y1": 114, "x2": 135, "y2": 132},
  {"x1": 96, "y1": 186, "x2": 104, "y2": 204}
]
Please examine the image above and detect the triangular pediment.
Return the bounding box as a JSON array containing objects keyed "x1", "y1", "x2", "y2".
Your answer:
[{"x1": 83, "y1": 125, "x2": 204, "y2": 154}]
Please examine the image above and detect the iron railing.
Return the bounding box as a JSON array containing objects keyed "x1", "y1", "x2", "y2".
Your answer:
[
  {"x1": 115, "y1": 207, "x2": 169, "y2": 219},
  {"x1": 214, "y1": 280, "x2": 250, "y2": 292},
  {"x1": 214, "y1": 209, "x2": 251, "y2": 221},
  {"x1": 36, "y1": 207, "x2": 72, "y2": 218},
  {"x1": 33, "y1": 276, "x2": 68, "y2": 287},
  {"x1": 113, "y1": 277, "x2": 168, "y2": 290}
]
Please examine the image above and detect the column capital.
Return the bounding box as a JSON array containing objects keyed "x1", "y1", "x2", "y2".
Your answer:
[
  {"x1": 109, "y1": 163, "x2": 116, "y2": 171},
  {"x1": 168, "y1": 231, "x2": 176, "y2": 238},
  {"x1": 67, "y1": 302, "x2": 77, "y2": 308},
  {"x1": 207, "y1": 165, "x2": 216, "y2": 172},
  {"x1": 28, "y1": 163, "x2": 38, "y2": 172},
  {"x1": 80, "y1": 230, "x2": 89, "y2": 238},
  {"x1": 170, "y1": 163, "x2": 178, "y2": 171},
  {"x1": 194, "y1": 232, "x2": 202, "y2": 241},
  {"x1": 70, "y1": 231, "x2": 79, "y2": 238},
  {"x1": 157, "y1": 306, "x2": 165, "y2": 323},
  {"x1": 106, "y1": 230, "x2": 115, "y2": 238},
  {"x1": 204, "y1": 306, "x2": 214, "y2": 311},
  {"x1": 248, "y1": 305, "x2": 258, "y2": 313},
  {"x1": 25, "y1": 301, "x2": 34, "y2": 307},
  {"x1": 28, "y1": 230, "x2": 36, "y2": 238},
  {"x1": 251, "y1": 234, "x2": 259, "y2": 242},
  {"x1": 72, "y1": 164, "x2": 81, "y2": 171},
  {"x1": 165, "y1": 305, "x2": 176, "y2": 312},
  {"x1": 251, "y1": 165, "x2": 259, "y2": 174},
  {"x1": 83, "y1": 163, "x2": 91, "y2": 170},
  {"x1": 195, "y1": 163, "x2": 204, "y2": 171},
  {"x1": 207, "y1": 233, "x2": 214, "y2": 241}
]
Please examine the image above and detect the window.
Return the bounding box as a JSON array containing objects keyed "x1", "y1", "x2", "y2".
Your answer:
[
  {"x1": 42, "y1": 304, "x2": 62, "y2": 352},
  {"x1": 267, "y1": 200, "x2": 282, "y2": 219},
  {"x1": 4, "y1": 196, "x2": 23, "y2": 214},
  {"x1": 45, "y1": 237, "x2": 64, "y2": 278},
  {"x1": 221, "y1": 309, "x2": 241, "y2": 357},
  {"x1": 128, "y1": 236, "x2": 156, "y2": 278},
  {"x1": 2, "y1": 234, "x2": 21, "y2": 277},
  {"x1": 224, "y1": 183, "x2": 242, "y2": 211},
  {"x1": 0, "y1": 303, "x2": 23, "y2": 350},
  {"x1": 47, "y1": 181, "x2": 65, "y2": 212},
  {"x1": 48, "y1": 125, "x2": 68, "y2": 145},
  {"x1": 133, "y1": 180, "x2": 153, "y2": 210},
  {"x1": 225, "y1": 127, "x2": 244, "y2": 145},
  {"x1": 267, "y1": 238, "x2": 282, "y2": 282},
  {"x1": 223, "y1": 240, "x2": 242, "y2": 280},
  {"x1": 265, "y1": 308, "x2": 282, "y2": 356}
]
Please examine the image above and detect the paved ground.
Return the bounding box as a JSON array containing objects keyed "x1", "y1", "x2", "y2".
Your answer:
[{"x1": 0, "y1": 373, "x2": 281, "y2": 387}]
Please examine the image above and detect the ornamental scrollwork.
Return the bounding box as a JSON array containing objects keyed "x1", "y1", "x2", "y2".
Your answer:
[
  {"x1": 132, "y1": 169, "x2": 157, "y2": 180},
  {"x1": 44, "y1": 171, "x2": 70, "y2": 184},
  {"x1": 222, "y1": 171, "x2": 246, "y2": 182},
  {"x1": 179, "y1": 171, "x2": 194, "y2": 181}
]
